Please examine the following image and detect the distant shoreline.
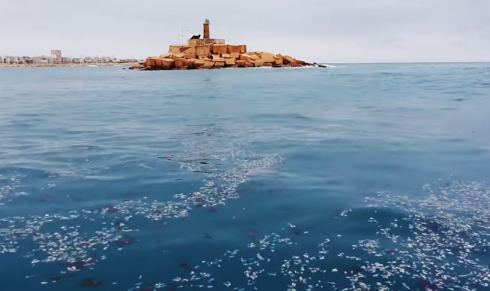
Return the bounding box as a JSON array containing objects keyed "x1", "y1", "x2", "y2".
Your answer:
[{"x1": 0, "y1": 62, "x2": 139, "y2": 68}]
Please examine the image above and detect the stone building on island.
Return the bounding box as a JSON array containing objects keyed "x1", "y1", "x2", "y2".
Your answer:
[{"x1": 142, "y1": 19, "x2": 312, "y2": 70}]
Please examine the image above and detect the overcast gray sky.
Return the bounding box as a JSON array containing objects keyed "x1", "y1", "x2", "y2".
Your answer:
[{"x1": 1, "y1": 0, "x2": 489, "y2": 63}]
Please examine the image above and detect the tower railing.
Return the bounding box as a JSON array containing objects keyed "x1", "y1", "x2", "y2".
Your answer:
[{"x1": 188, "y1": 39, "x2": 225, "y2": 46}]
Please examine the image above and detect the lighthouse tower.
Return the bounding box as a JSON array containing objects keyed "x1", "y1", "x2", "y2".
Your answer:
[
  {"x1": 187, "y1": 19, "x2": 224, "y2": 46},
  {"x1": 203, "y1": 19, "x2": 210, "y2": 39}
]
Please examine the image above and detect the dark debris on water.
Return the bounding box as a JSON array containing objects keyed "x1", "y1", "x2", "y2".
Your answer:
[
  {"x1": 80, "y1": 278, "x2": 102, "y2": 288},
  {"x1": 2, "y1": 128, "x2": 490, "y2": 290}
]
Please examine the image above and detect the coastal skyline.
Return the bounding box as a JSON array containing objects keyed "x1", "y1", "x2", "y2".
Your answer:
[{"x1": 2, "y1": 0, "x2": 489, "y2": 63}]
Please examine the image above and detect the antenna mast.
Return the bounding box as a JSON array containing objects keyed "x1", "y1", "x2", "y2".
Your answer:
[{"x1": 180, "y1": 28, "x2": 188, "y2": 46}]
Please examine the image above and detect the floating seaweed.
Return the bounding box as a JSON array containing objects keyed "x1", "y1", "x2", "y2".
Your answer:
[
  {"x1": 2, "y1": 124, "x2": 490, "y2": 291},
  {"x1": 180, "y1": 263, "x2": 194, "y2": 273},
  {"x1": 246, "y1": 228, "x2": 259, "y2": 239},
  {"x1": 119, "y1": 178, "x2": 490, "y2": 290},
  {"x1": 80, "y1": 278, "x2": 102, "y2": 288}
]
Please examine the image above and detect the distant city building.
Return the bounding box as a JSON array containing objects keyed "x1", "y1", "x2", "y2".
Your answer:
[
  {"x1": 51, "y1": 50, "x2": 62, "y2": 61},
  {"x1": 1, "y1": 50, "x2": 140, "y2": 66}
]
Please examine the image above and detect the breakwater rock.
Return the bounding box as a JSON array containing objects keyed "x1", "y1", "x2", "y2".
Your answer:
[{"x1": 143, "y1": 44, "x2": 315, "y2": 70}]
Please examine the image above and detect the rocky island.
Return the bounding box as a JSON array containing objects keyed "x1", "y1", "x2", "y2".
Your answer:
[{"x1": 137, "y1": 19, "x2": 317, "y2": 71}]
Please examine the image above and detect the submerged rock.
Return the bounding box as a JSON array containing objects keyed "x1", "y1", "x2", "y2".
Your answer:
[{"x1": 128, "y1": 64, "x2": 143, "y2": 70}]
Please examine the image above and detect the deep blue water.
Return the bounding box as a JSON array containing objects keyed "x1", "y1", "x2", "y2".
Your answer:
[{"x1": 1, "y1": 63, "x2": 490, "y2": 291}]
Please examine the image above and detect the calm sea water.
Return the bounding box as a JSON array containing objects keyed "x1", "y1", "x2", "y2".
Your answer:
[{"x1": 1, "y1": 64, "x2": 490, "y2": 291}]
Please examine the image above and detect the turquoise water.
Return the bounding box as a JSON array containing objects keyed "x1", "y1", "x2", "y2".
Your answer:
[{"x1": 1, "y1": 64, "x2": 490, "y2": 290}]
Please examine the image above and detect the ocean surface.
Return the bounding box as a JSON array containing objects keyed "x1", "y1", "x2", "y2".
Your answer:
[{"x1": 1, "y1": 63, "x2": 490, "y2": 291}]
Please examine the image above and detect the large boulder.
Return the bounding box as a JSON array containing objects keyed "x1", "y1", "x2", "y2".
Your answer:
[
  {"x1": 183, "y1": 59, "x2": 197, "y2": 69},
  {"x1": 169, "y1": 46, "x2": 181, "y2": 54},
  {"x1": 196, "y1": 45, "x2": 211, "y2": 58},
  {"x1": 280, "y1": 55, "x2": 295, "y2": 64},
  {"x1": 273, "y1": 55, "x2": 283, "y2": 66},
  {"x1": 295, "y1": 59, "x2": 306, "y2": 66},
  {"x1": 214, "y1": 62, "x2": 225, "y2": 67},
  {"x1": 240, "y1": 53, "x2": 259, "y2": 61},
  {"x1": 225, "y1": 58, "x2": 235, "y2": 66},
  {"x1": 152, "y1": 58, "x2": 174, "y2": 70},
  {"x1": 212, "y1": 44, "x2": 227, "y2": 54},
  {"x1": 179, "y1": 46, "x2": 191, "y2": 52},
  {"x1": 235, "y1": 60, "x2": 246, "y2": 67},
  {"x1": 211, "y1": 55, "x2": 225, "y2": 62},
  {"x1": 160, "y1": 53, "x2": 173, "y2": 58},
  {"x1": 201, "y1": 61, "x2": 215, "y2": 68},
  {"x1": 188, "y1": 39, "x2": 199, "y2": 47},
  {"x1": 239, "y1": 54, "x2": 252, "y2": 61},
  {"x1": 153, "y1": 58, "x2": 163, "y2": 69},
  {"x1": 146, "y1": 57, "x2": 158, "y2": 68},
  {"x1": 172, "y1": 53, "x2": 186, "y2": 60},
  {"x1": 194, "y1": 60, "x2": 206, "y2": 68},
  {"x1": 227, "y1": 45, "x2": 241, "y2": 54},
  {"x1": 244, "y1": 61, "x2": 254, "y2": 67},
  {"x1": 174, "y1": 58, "x2": 185, "y2": 68},
  {"x1": 260, "y1": 52, "x2": 275, "y2": 63},
  {"x1": 182, "y1": 47, "x2": 197, "y2": 59},
  {"x1": 230, "y1": 52, "x2": 240, "y2": 59},
  {"x1": 263, "y1": 62, "x2": 273, "y2": 67},
  {"x1": 252, "y1": 60, "x2": 264, "y2": 67},
  {"x1": 161, "y1": 59, "x2": 175, "y2": 70},
  {"x1": 221, "y1": 53, "x2": 231, "y2": 58}
]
